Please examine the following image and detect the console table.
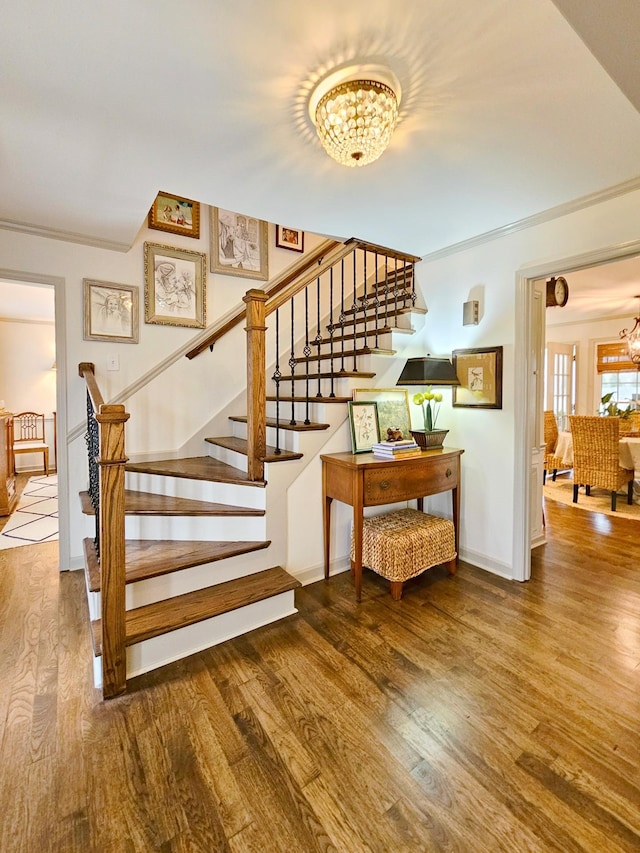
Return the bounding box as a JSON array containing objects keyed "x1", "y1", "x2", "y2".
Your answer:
[{"x1": 321, "y1": 447, "x2": 464, "y2": 601}]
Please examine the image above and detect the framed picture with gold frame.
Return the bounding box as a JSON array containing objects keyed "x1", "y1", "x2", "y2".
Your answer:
[
  {"x1": 452, "y1": 346, "x2": 503, "y2": 408},
  {"x1": 148, "y1": 191, "x2": 200, "y2": 239},
  {"x1": 210, "y1": 207, "x2": 269, "y2": 280},
  {"x1": 144, "y1": 242, "x2": 206, "y2": 328},
  {"x1": 352, "y1": 388, "x2": 412, "y2": 441},
  {"x1": 83, "y1": 279, "x2": 139, "y2": 343}
]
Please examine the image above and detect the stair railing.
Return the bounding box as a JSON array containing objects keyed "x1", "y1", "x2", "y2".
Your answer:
[
  {"x1": 79, "y1": 362, "x2": 130, "y2": 698},
  {"x1": 243, "y1": 240, "x2": 421, "y2": 480}
]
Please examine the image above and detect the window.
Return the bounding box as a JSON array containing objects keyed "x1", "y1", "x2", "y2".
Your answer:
[{"x1": 597, "y1": 342, "x2": 640, "y2": 409}]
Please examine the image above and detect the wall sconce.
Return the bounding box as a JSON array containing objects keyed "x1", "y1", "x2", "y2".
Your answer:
[
  {"x1": 396, "y1": 356, "x2": 461, "y2": 386},
  {"x1": 463, "y1": 300, "x2": 479, "y2": 326}
]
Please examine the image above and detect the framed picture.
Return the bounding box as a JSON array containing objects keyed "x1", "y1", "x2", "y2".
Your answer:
[
  {"x1": 452, "y1": 346, "x2": 503, "y2": 409},
  {"x1": 83, "y1": 279, "x2": 139, "y2": 343},
  {"x1": 144, "y1": 242, "x2": 206, "y2": 328},
  {"x1": 148, "y1": 191, "x2": 200, "y2": 239},
  {"x1": 210, "y1": 207, "x2": 269, "y2": 280},
  {"x1": 352, "y1": 388, "x2": 412, "y2": 441},
  {"x1": 347, "y1": 401, "x2": 380, "y2": 453},
  {"x1": 276, "y1": 225, "x2": 304, "y2": 253}
]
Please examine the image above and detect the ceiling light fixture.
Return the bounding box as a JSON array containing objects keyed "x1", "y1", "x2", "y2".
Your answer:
[
  {"x1": 619, "y1": 294, "x2": 640, "y2": 367},
  {"x1": 308, "y1": 64, "x2": 401, "y2": 168}
]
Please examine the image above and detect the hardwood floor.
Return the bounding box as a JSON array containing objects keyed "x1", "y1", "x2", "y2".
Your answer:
[{"x1": 0, "y1": 497, "x2": 639, "y2": 851}]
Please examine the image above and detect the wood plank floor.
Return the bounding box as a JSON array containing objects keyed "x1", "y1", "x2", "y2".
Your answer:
[{"x1": 0, "y1": 495, "x2": 639, "y2": 851}]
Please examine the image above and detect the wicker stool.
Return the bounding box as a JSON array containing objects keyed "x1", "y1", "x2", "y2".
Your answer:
[{"x1": 351, "y1": 508, "x2": 457, "y2": 600}]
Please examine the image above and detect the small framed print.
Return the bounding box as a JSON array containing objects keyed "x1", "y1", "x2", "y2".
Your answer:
[
  {"x1": 83, "y1": 279, "x2": 139, "y2": 343},
  {"x1": 348, "y1": 401, "x2": 380, "y2": 453},
  {"x1": 210, "y1": 207, "x2": 269, "y2": 280},
  {"x1": 352, "y1": 388, "x2": 412, "y2": 441},
  {"x1": 144, "y1": 242, "x2": 206, "y2": 328},
  {"x1": 452, "y1": 346, "x2": 503, "y2": 409},
  {"x1": 148, "y1": 191, "x2": 200, "y2": 239},
  {"x1": 276, "y1": 225, "x2": 304, "y2": 253}
]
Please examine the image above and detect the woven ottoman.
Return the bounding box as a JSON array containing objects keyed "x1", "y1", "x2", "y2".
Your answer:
[{"x1": 351, "y1": 508, "x2": 457, "y2": 600}]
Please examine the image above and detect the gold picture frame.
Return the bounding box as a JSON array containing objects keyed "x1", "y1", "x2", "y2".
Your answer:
[
  {"x1": 210, "y1": 207, "x2": 269, "y2": 280},
  {"x1": 83, "y1": 279, "x2": 139, "y2": 343},
  {"x1": 148, "y1": 191, "x2": 200, "y2": 239},
  {"x1": 144, "y1": 242, "x2": 206, "y2": 328},
  {"x1": 352, "y1": 388, "x2": 412, "y2": 441},
  {"x1": 452, "y1": 346, "x2": 503, "y2": 408}
]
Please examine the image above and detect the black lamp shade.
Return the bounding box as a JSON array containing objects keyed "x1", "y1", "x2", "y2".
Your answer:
[{"x1": 396, "y1": 356, "x2": 460, "y2": 386}]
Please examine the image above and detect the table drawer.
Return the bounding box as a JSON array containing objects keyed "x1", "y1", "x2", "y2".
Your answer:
[{"x1": 364, "y1": 456, "x2": 458, "y2": 505}]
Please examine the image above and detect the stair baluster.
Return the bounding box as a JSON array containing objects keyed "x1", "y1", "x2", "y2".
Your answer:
[
  {"x1": 315, "y1": 271, "x2": 322, "y2": 398},
  {"x1": 328, "y1": 266, "x2": 336, "y2": 398},
  {"x1": 288, "y1": 300, "x2": 296, "y2": 426},
  {"x1": 352, "y1": 252, "x2": 358, "y2": 372}
]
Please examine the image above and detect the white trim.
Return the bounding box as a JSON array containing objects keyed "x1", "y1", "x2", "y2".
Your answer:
[
  {"x1": 0, "y1": 267, "x2": 70, "y2": 572},
  {"x1": 0, "y1": 218, "x2": 131, "y2": 253},
  {"x1": 514, "y1": 238, "x2": 640, "y2": 583},
  {"x1": 421, "y1": 177, "x2": 640, "y2": 262}
]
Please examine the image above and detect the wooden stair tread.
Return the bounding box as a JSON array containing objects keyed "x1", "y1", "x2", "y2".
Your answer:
[
  {"x1": 206, "y1": 436, "x2": 303, "y2": 462},
  {"x1": 91, "y1": 566, "x2": 300, "y2": 655},
  {"x1": 229, "y1": 415, "x2": 330, "y2": 432},
  {"x1": 315, "y1": 326, "x2": 395, "y2": 344},
  {"x1": 83, "y1": 537, "x2": 272, "y2": 592},
  {"x1": 290, "y1": 347, "x2": 395, "y2": 364},
  {"x1": 125, "y1": 456, "x2": 265, "y2": 487},
  {"x1": 79, "y1": 489, "x2": 264, "y2": 517},
  {"x1": 276, "y1": 370, "x2": 376, "y2": 382},
  {"x1": 266, "y1": 395, "x2": 352, "y2": 403},
  {"x1": 332, "y1": 307, "x2": 425, "y2": 329}
]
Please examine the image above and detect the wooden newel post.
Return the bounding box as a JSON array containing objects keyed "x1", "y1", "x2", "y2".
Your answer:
[
  {"x1": 244, "y1": 289, "x2": 268, "y2": 481},
  {"x1": 95, "y1": 403, "x2": 130, "y2": 698}
]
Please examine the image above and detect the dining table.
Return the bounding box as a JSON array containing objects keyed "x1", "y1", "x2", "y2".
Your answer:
[{"x1": 555, "y1": 431, "x2": 640, "y2": 471}]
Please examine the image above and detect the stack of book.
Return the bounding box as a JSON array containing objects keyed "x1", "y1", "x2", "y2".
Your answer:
[{"x1": 371, "y1": 438, "x2": 423, "y2": 459}]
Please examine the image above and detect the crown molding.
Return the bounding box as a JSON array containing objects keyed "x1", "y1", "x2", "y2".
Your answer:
[
  {"x1": 0, "y1": 218, "x2": 131, "y2": 252},
  {"x1": 421, "y1": 175, "x2": 640, "y2": 262}
]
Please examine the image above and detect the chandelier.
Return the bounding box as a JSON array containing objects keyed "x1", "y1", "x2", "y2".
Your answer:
[
  {"x1": 619, "y1": 295, "x2": 640, "y2": 366},
  {"x1": 309, "y1": 65, "x2": 401, "y2": 167}
]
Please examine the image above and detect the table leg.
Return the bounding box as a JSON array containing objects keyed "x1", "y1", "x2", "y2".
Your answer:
[
  {"x1": 323, "y1": 495, "x2": 333, "y2": 579},
  {"x1": 452, "y1": 485, "x2": 460, "y2": 560},
  {"x1": 353, "y1": 506, "x2": 363, "y2": 601}
]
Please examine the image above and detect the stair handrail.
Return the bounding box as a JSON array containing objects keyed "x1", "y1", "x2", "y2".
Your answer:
[
  {"x1": 243, "y1": 240, "x2": 421, "y2": 480},
  {"x1": 79, "y1": 362, "x2": 130, "y2": 698},
  {"x1": 186, "y1": 237, "x2": 342, "y2": 360}
]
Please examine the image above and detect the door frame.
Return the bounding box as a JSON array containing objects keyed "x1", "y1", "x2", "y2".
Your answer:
[
  {"x1": 0, "y1": 268, "x2": 69, "y2": 570},
  {"x1": 514, "y1": 238, "x2": 640, "y2": 582}
]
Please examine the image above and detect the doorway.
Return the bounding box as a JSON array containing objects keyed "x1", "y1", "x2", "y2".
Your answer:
[
  {"x1": 514, "y1": 238, "x2": 640, "y2": 582},
  {"x1": 0, "y1": 269, "x2": 69, "y2": 569}
]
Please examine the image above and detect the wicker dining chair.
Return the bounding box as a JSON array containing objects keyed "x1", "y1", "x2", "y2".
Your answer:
[
  {"x1": 568, "y1": 415, "x2": 634, "y2": 511},
  {"x1": 543, "y1": 410, "x2": 564, "y2": 485}
]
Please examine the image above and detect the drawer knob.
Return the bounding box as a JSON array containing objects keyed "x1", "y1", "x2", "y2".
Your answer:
[
  {"x1": 379, "y1": 480, "x2": 390, "y2": 490},
  {"x1": 445, "y1": 468, "x2": 452, "y2": 478}
]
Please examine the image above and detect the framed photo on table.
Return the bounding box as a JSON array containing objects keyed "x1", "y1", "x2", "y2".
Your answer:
[
  {"x1": 352, "y1": 388, "x2": 412, "y2": 441},
  {"x1": 148, "y1": 191, "x2": 200, "y2": 239},
  {"x1": 144, "y1": 242, "x2": 206, "y2": 328},
  {"x1": 275, "y1": 225, "x2": 304, "y2": 253},
  {"x1": 347, "y1": 401, "x2": 380, "y2": 453},
  {"x1": 83, "y1": 279, "x2": 139, "y2": 343},
  {"x1": 452, "y1": 346, "x2": 503, "y2": 409},
  {"x1": 210, "y1": 207, "x2": 269, "y2": 280}
]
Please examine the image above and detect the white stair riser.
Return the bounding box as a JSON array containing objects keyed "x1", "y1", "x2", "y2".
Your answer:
[
  {"x1": 92, "y1": 591, "x2": 297, "y2": 688},
  {"x1": 205, "y1": 442, "x2": 249, "y2": 471},
  {"x1": 124, "y1": 471, "x2": 265, "y2": 509},
  {"x1": 229, "y1": 421, "x2": 301, "y2": 452},
  {"x1": 123, "y1": 514, "x2": 265, "y2": 541},
  {"x1": 124, "y1": 547, "x2": 277, "y2": 609}
]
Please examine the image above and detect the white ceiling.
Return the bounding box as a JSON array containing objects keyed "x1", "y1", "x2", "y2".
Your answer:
[{"x1": 2, "y1": 0, "x2": 640, "y2": 259}]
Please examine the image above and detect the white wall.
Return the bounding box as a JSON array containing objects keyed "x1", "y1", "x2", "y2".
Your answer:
[
  {"x1": 0, "y1": 318, "x2": 57, "y2": 471},
  {"x1": 417, "y1": 186, "x2": 640, "y2": 577},
  {"x1": 1, "y1": 186, "x2": 639, "y2": 579}
]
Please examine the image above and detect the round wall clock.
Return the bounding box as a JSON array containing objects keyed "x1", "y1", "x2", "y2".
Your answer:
[{"x1": 546, "y1": 276, "x2": 569, "y2": 308}]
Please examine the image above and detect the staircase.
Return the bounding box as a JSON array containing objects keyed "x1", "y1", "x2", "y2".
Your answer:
[{"x1": 79, "y1": 238, "x2": 424, "y2": 698}]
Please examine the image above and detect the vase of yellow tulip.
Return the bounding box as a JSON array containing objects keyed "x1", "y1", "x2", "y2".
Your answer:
[{"x1": 410, "y1": 389, "x2": 449, "y2": 448}]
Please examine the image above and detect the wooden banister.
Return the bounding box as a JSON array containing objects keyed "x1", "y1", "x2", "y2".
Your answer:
[
  {"x1": 186, "y1": 238, "x2": 341, "y2": 359},
  {"x1": 79, "y1": 362, "x2": 130, "y2": 698}
]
